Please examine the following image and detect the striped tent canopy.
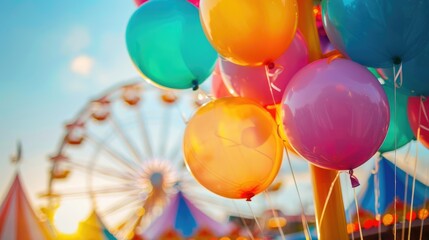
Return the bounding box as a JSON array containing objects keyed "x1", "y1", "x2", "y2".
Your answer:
[
  {"x1": 142, "y1": 191, "x2": 232, "y2": 239},
  {"x1": 0, "y1": 174, "x2": 54, "y2": 240},
  {"x1": 348, "y1": 157, "x2": 428, "y2": 216}
]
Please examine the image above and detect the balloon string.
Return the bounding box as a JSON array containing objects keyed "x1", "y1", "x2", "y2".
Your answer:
[
  {"x1": 264, "y1": 64, "x2": 313, "y2": 240},
  {"x1": 407, "y1": 96, "x2": 424, "y2": 240},
  {"x1": 247, "y1": 201, "x2": 264, "y2": 238},
  {"x1": 263, "y1": 191, "x2": 286, "y2": 240},
  {"x1": 353, "y1": 187, "x2": 365, "y2": 240},
  {"x1": 232, "y1": 200, "x2": 255, "y2": 240},
  {"x1": 284, "y1": 147, "x2": 313, "y2": 240},
  {"x1": 401, "y1": 142, "x2": 413, "y2": 240},
  {"x1": 318, "y1": 171, "x2": 341, "y2": 229},
  {"x1": 284, "y1": 146, "x2": 313, "y2": 240},
  {"x1": 372, "y1": 155, "x2": 382, "y2": 240},
  {"x1": 418, "y1": 96, "x2": 429, "y2": 240},
  {"x1": 419, "y1": 166, "x2": 429, "y2": 240},
  {"x1": 264, "y1": 63, "x2": 284, "y2": 117},
  {"x1": 345, "y1": 174, "x2": 355, "y2": 240},
  {"x1": 394, "y1": 63, "x2": 403, "y2": 88},
  {"x1": 393, "y1": 64, "x2": 399, "y2": 240}
]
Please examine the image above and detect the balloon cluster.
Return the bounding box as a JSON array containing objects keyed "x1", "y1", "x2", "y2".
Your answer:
[{"x1": 125, "y1": 0, "x2": 429, "y2": 200}]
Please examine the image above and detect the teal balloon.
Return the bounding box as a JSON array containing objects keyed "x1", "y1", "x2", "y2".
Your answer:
[
  {"x1": 378, "y1": 85, "x2": 415, "y2": 154},
  {"x1": 126, "y1": 0, "x2": 217, "y2": 89},
  {"x1": 381, "y1": 42, "x2": 429, "y2": 96},
  {"x1": 323, "y1": 0, "x2": 429, "y2": 68}
]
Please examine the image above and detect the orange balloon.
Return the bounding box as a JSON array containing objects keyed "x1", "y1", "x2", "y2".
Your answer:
[
  {"x1": 183, "y1": 97, "x2": 283, "y2": 200},
  {"x1": 200, "y1": 0, "x2": 298, "y2": 66}
]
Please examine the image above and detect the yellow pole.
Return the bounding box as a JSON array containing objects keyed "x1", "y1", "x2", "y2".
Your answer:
[{"x1": 297, "y1": 1, "x2": 348, "y2": 239}]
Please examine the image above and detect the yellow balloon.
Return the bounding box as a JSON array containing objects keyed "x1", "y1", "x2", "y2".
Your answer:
[
  {"x1": 200, "y1": 0, "x2": 298, "y2": 66},
  {"x1": 183, "y1": 97, "x2": 283, "y2": 200}
]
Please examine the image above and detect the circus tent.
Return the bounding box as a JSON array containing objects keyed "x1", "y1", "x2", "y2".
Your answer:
[
  {"x1": 142, "y1": 191, "x2": 232, "y2": 239},
  {"x1": 0, "y1": 173, "x2": 54, "y2": 240},
  {"x1": 353, "y1": 156, "x2": 428, "y2": 216},
  {"x1": 71, "y1": 211, "x2": 117, "y2": 240}
]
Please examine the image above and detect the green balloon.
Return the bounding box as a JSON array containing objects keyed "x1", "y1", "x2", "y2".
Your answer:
[
  {"x1": 126, "y1": 0, "x2": 217, "y2": 89},
  {"x1": 379, "y1": 85, "x2": 415, "y2": 153}
]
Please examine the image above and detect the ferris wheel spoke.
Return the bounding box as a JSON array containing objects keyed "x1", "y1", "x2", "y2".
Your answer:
[
  {"x1": 167, "y1": 134, "x2": 184, "y2": 167},
  {"x1": 54, "y1": 185, "x2": 141, "y2": 198},
  {"x1": 65, "y1": 159, "x2": 137, "y2": 182},
  {"x1": 157, "y1": 105, "x2": 172, "y2": 158},
  {"x1": 109, "y1": 114, "x2": 143, "y2": 164},
  {"x1": 136, "y1": 107, "x2": 154, "y2": 160},
  {"x1": 85, "y1": 132, "x2": 140, "y2": 174},
  {"x1": 99, "y1": 197, "x2": 142, "y2": 217},
  {"x1": 182, "y1": 192, "x2": 229, "y2": 211},
  {"x1": 115, "y1": 211, "x2": 141, "y2": 240}
]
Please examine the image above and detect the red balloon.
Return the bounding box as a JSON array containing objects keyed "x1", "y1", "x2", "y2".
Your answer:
[
  {"x1": 134, "y1": 0, "x2": 147, "y2": 7},
  {"x1": 407, "y1": 97, "x2": 429, "y2": 148},
  {"x1": 211, "y1": 62, "x2": 232, "y2": 98}
]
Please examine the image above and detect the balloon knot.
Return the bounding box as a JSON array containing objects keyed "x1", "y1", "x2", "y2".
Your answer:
[
  {"x1": 242, "y1": 192, "x2": 255, "y2": 201},
  {"x1": 392, "y1": 56, "x2": 402, "y2": 65},
  {"x1": 349, "y1": 170, "x2": 360, "y2": 188},
  {"x1": 191, "y1": 80, "x2": 199, "y2": 91},
  {"x1": 267, "y1": 62, "x2": 275, "y2": 70}
]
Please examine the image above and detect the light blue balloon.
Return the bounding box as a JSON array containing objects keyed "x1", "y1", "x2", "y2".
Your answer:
[
  {"x1": 322, "y1": 0, "x2": 429, "y2": 68},
  {"x1": 126, "y1": 0, "x2": 217, "y2": 89},
  {"x1": 381, "y1": 42, "x2": 429, "y2": 96}
]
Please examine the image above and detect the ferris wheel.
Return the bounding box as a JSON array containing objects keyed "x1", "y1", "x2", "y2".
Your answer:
[
  {"x1": 43, "y1": 78, "x2": 232, "y2": 238},
  {"x1": 42, "y1": 77, "x2": 310, "y2": 239}
]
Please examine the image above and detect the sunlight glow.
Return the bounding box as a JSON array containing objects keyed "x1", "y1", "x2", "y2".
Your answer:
[{"x1": 54, "y1": 201, "x2": 87, "y2": 234}]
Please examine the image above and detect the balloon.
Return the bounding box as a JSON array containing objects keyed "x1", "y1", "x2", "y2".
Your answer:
[
  {"x1": 220, "y1": 32, "x2": 308, "y2": 107},
  {"x1": 378, "y1": 85, "x2": 414, "y2": 154},
  {"x1": 183, "y1": 97, "x2": 283, "y2": 200},
  {"x1": 134, "y1": 0, "x2": 199, "y2": 7},
  {"x1": 126, "y1": 0, "x2": 216, "y2": 89},
  {"x1": 314, "y1": 4, "x2": 334, "y2": 54},
  {"x1": 408, "y1": 97, "x2": 429, "y2": 149},
  {"x1": 381, "y1": 43, "x2": 429, "y2": 96},
  {"x1": 281, "y1": 59, "x2": 389, "y2": 170},
  {"x1": 210, "y1": 62, "x2": 232, "y2": 99},
  {"x1": 134, "y1": 0, "x2": 146, "y2": 6},
  {"x1": 322, "y1": 0, "x2": 429, "y2": 68},
  {"x1": 188, "y1": 0, "x2": 199, "y2": 7},
  {"x1": 200, "y1": 0, "x2": 298, "y2": 66}
]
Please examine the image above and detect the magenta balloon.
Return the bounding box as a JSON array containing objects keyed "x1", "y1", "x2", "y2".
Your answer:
[
  {"x1": 188, "y1": 0, "x2": 199, "y2": 7},
  {"x1": 281, "y1": 58, "x2": 389, "y2": 170},
  {"x1": 220, "y1": 32, "x2": 308, "y2": 107}
]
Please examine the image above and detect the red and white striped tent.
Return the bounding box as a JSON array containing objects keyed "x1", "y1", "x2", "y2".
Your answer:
[{"x1": 0, "y1": 174, "x2": 54, "y2": 240}]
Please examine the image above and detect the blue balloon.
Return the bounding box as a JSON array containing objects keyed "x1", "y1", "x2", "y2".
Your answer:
[
  {"x1": 322, "y1": 0, "x2": 429, "y2": 68},
  {"x1": 381, "y1": 43, "x2": 429, "y2": 96}
]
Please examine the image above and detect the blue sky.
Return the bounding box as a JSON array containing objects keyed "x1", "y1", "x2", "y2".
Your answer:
[{"x1": 0, "y1": 0, "x2": 137, "y2": 206}]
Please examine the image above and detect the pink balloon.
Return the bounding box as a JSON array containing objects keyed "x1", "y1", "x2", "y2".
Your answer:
[
  {"x1": 220, "y1": 32, "x2": 309, "y2": 107},
  {"x1": 134, "y1": 0, "x2": 199, "y2": 7},
  {"x1": 188, "y1": 0, "x2": 200, "y2": 7},
  {"x1": 281, "y1": 58, "x2": 389, "y2": 170},
  {"x1": 211, "y1": 62, "x2": 232, "y2": 98},
  {"x1": 134, "y1": 0, "x2": 147, "y2": 6}
]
